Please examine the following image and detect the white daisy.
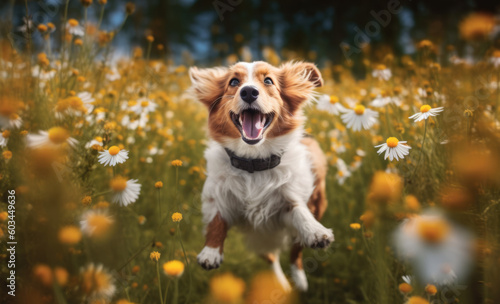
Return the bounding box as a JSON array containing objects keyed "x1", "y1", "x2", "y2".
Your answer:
[
  {"x1": 0, "y1": 130, "x2": 9, "y2": 147},
  {"x1": 77, "y1": 91, "x2": 95, "y2": 114},
  {"x1": 393, "y1": 211, "x2": 473, "y2": 285},
  {"x1": 121, "y1": 113, "x2": 148, "y2": 130},
  {"x1": 67, "y1": 19, "x2": 84, "y2": 37},
  {"x1": 372, "y1": 64, "x2": 392, "y2": 81},
  {"x1": 375, "y1": 137, "x2": 412, "y2": 161},
  {"x1": 5, "y1": 113, "x2": 23, "y2": 129},
  {"x1": 18, "y1": 17, "x2": 34, "y2": 34},
  {"x1": 130, "y1": 98, "x2": 157, "y2": 114},
  {"x1": 370, "y1": 94, "x2": 392, "y2": 107},
  {"x1": 110, "y1": 176, "x2": 141, "y2": 206},
  {"x1": 98, "y1": 146, "x2": 129, "y2": 166},
  {"x1": 356, "y1": 149, "x2": 366, "y2": 157},
  {"x1": 341, "y1": 105, "x2": 379, "y2": 131},
  {"x1": 490, "y1": 51, "x2": 500, "y2": 68},
  {"x1": 390, "y1": 96, "x2": 403, "y2": 107},
  {"x1": 350, "y1": 149, "x2": 366, "y2": 170},
  {"x1": 105, "y1": 67, "x2": 121, "y2": 82},
  {"x1": 402, "y1": 275, "x2": 413, "y2": 285},
  {"x1": 26, "y1": 127, "x2": 78, "y2": 149},
  {"x1": 316, "y1": 94, "x2": 347, "y2": 115},
  {"x1": 344, "y1": 97, "x2": 359, "y2": 108},
  {"x1": 32, "y1": 66, "x2": 57, "y2": 81},
  {"x1": 79, "y1": 263, "x2": 116, "y2": 301},
  {"x1": 335, "y1": 158, "x2": 351, "y2": 185},
  {"x1": 409, "y1": 105, "x2": 444, "y2": 122},
  {"x1": 80, "y1": 209, "x2": 114, "y2": 237},
  {"x1": 85, "y1": 136, "x2": 104, "y2": 149}
]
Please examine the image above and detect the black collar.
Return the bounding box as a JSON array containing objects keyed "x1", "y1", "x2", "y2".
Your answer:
[{"x1": 225, "y1": 148, "x2": 281, "y2": 173}]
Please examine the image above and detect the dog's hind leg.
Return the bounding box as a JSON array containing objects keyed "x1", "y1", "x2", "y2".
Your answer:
[
  {"x1": 272, "y1": 252, "x2": 292, "y2": 292},
  {"x1": 261, "y1": 252, "x2": 292, "y2": 292},
  {"x1": 290, "y1": 243, "x2": 308, "y2": 291}
]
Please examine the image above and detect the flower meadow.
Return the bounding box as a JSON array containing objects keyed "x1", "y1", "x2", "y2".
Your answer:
[{"x1": 1, "y1": 3, "x2": 500, "y2": 304}]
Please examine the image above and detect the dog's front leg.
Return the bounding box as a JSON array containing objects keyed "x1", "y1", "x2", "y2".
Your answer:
[
  {"x1": 283, "y1": 204, "x2": 334, "y2": 249},
  {"x1": 197, "y1": 212, "x2": 228, "y2": 270}
]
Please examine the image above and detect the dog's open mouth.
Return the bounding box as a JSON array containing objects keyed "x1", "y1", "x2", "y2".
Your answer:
[{"x1": 230, "y1": 110, "x2": 274, "y2": 145}]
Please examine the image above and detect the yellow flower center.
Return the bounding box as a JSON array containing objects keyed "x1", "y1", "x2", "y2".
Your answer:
[
  {"x1": 172, "y1": 212, "x2": 183, "y2": 222},
  {"x1": 68, "y1": 19, "x2": 79, "y2": 27},
  {"x1": 82, "y1": 266, "x2": 112, "y2": 294},
  {"x1": 354, "y1": 105, "x2": 365, "y2": 115},
  {"x1": 110, "y1": 177, "x2": 128, "y2": 192},
  {"x1": 155, "y1": 181, "x2": 163, "y2": 189},
  {"x1": 329, "y1": 95, "x2": 339, "y2": 104},
  {"x1": 171, "y1": 159, "x2": 183, "y2": 167},
  {"x1": 210, "y1": 273, "x2": 246, "y2": 303},
  {"x1": 150, "y1": 251, "x2": 161, "y2": 261},
  {"x1": 48, "y1": 127, "x2": 70, "y2": 144},
  {"x1": 108, "y1": 146, "x2": 120, "y2": 156},
  {"x1": 0, "y1": 103, "x2": 17, "y2": 117},
  {"x1": 87, "y1": 215, "x2": 113, "y2": 236},
  {"x1": 2, "y1": 130, "x2": 11, "y2": 138},
  {"x1": 58, "y1": 226, "x2": 82, "y2": 244},
  {"x1": 425, "y1": 284, "x2": 438, "y2": 295},
  {"x1": 141, "y1": 101, "x2": 149, "y2": 107},
  {"x1": 417, "y1": 219, "x2": 450, "y2": 244},
  {"x1": 407, "y1": 296, "x2": 429, "y2": 304},
  {"x1": 386, "y1": 137, "x2": 399, "y2": 148},
  {"x1": 68, "y1": 96, "x2": 85, "y2": 111},
  {"x1": 163, "y1": 260, "x2": 185, "y2": 277},
  {"x1": 95, "y1": 136, "x2": 103, "y2": 142},
  {"x1": 376, "y1": 64, "x2": 387, "y2": 70},
  {"x1": 3, "y1": 151, "x2": 12, "y2": 160},
  {"x1": 349, "y1": 223, "x2": 361, "y2": 230},
  {"x1": 420, "y1": 105, "x2": 432, "y2": 113},
  {"x1": 399, "y1": 283, "x2": 413, "y2": 294}
]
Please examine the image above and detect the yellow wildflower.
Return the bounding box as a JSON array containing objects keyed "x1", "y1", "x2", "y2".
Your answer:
[
  {"x1": 163, "y1": 260, "x2": 184, "y2": 278},
  {"x1": 171, "y1": 212, "x2": 182, "y2": 223}
]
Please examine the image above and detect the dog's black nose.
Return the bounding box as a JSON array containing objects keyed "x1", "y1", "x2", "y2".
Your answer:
[{"x1": 240, "y1": 86, "x2": 259, "y2": 103}]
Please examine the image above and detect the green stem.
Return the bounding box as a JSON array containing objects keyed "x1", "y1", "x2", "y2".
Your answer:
[
  {"x1": 53, "y1": 280, "x2": 68, "y2": 304},
  {"x1": 173, "y1": 278, "x2": 179, "y2": 304},
  {"x1": 47, "y1": 34, "x2": 52, "y2": 60},
  {"x1": 163, "y1": 279, "x2": 171, "y2": 304},
  {"x1": 176, "y1": 223, "x2": 191, "y2": 303},
  {"x1": 410, "y1": 120, "x2": 428, "y2": 180},
  {"x1": 157, "y1": 189, "x2": 162, "y2": 226},
  {"x1": 175, "y1": 167, "x2": 179, "y2": 209},
  {"x1": 97, "y1": 5, "x2": 105, "y2": 30},
  {"x1": 58, "y1": 0, "x2": 70, "y2": 94},
  {"x1": 156, "y1": 261, "x2": 164, "y2": 304},
  {"x1": 92, "y1": 190, "x2": 112, "y2": 198}
]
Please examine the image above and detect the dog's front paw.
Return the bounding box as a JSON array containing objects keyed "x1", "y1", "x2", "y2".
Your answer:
[
  {"x1": 301, "y1": 224, "x2": 334, "y2": 249},
  {"x1": 197, "y1": 246, "x2": 223, "y2": 270}
]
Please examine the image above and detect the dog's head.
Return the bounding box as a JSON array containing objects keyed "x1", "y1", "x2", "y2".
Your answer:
[{"x1": 189, "y1": 61, "x2": 323, "y2": 146}]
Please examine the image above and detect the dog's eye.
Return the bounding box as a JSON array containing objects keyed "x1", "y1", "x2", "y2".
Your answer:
[
  {"x1": 229, "y1": 78, "x2": 240, "y2": 87},
  {"x1": 264, "y1": 77, "x2": 273, "y2": 85}
]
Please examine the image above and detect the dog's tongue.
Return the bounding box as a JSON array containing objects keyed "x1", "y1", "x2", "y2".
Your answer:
[{"x1": 242, "y1": 111, "x2": 264, "y2": 140}]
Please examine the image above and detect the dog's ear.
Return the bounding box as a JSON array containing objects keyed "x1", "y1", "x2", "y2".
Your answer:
[
  {"x1": 189, "y1": 66, "x2": 229, "y2": 107},
  {"x1": 278, "y1": 61, "x2": 323, "y2": 111}
]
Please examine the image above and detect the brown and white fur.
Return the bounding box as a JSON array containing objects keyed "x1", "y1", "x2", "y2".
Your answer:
[{"x1": 189, "y1": 61, "x2": 333, "y2": 291}]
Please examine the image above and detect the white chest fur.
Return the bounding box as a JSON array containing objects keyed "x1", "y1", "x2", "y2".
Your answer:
[{"x1": 200, "y1": 130, "x2": 315, "y2": 232}]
